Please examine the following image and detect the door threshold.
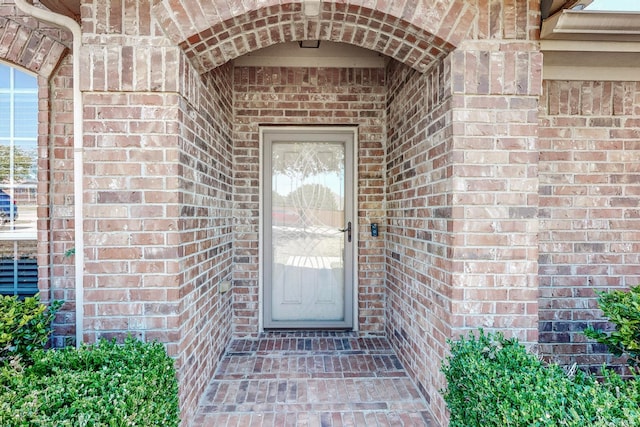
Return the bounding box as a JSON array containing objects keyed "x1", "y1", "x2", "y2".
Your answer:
[{"x1": 260, "y1": 329, "x2": 356, "y2": 337}]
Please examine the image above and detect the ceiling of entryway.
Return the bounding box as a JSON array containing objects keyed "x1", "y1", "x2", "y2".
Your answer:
[{"x1": 234, "y1": 41, "x2": 386, "y2": 69}]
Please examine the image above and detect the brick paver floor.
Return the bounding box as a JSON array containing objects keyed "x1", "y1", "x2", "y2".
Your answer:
[{"x1": 192, "y1": 331, "x2": 435, "y2": 426}]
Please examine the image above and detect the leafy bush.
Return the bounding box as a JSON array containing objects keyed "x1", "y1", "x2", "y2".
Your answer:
[
  {"x1": 0, "y1": 337, "x2": 179, "y2": 426},
  {"x1": 441, "y1": 330, "x2": 640, "y2": 427},
  {"x1": 0, "y1": 294, "x2": 61, "y2": 363},
  {"x1": 585, "y1": 285, "x2": 640, "y2": 368}
]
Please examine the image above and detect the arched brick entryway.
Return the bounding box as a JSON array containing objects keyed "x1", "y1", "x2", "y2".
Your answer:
[
  {"x1": 147, "y1": 1, "x2": 542, "y2": 425},
  {"x1": 152, "y1": 0, "x2": 478, "y2": 73}
]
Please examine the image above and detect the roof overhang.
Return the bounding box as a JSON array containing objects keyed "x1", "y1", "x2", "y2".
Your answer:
[
  {"x1": 541, "y1": 0, "x2": 589, "y2": 20},
  {"x1": 542, "y1": 10, "x2": 640, "y2": 41},
  {"x1": 541, "y1": 7, "x2": 640, "y2": 81}
]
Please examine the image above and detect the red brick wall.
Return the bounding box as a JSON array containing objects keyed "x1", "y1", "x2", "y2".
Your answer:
[
  {"x1": 232, "y1": 66, "x2": 387, "y2": 336},
  {"x1": 80, "y1": 2, "x2": 235, "y2": 423},
  {"x1": 385, "y1": 58, "x2": 454, "y2": 426},
  {"x1": 447, "y1": 42, "x2": 542, "y2": 345},
  {"x1": 44, "y1": 57, "x2": 77, "y2": 346},
  {"x1": 539, "y1": 80, "x2": 640, "y2": 371},
  {"x1": 386, "y1": 40, "x2": 542, "y2": 425},
  {"x1": 175, "y1": 63, "x2": 235, "y2": 423},
  {"x1": 82, "y1": 65, "x2": 234, "y2": 425}
]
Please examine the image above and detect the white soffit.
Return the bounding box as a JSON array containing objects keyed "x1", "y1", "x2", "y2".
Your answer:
[
  {"x1": 542, "y1": 10, "x2": 640, "y2": 41},
  {"x1": 234, "y1": 42, "x2": 386, "y2": 68},
  {"x1": 541, "y1": 9, "x2": 640, "y2": 81}
]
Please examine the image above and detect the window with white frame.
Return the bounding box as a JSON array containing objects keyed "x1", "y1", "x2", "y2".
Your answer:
[{"x1": 0, "y1": 63, "x2": 39, "y2": 297}]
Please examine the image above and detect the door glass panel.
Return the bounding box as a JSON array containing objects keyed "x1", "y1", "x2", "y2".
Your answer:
[{"x1": 271, "y1": 141, "x2": 345, "y2": 321}]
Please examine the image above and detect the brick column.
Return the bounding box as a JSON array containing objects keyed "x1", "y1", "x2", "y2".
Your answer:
[
  {"x1": 78, "y1": 2, "x2": 188, "y2": 346},
  {"x1": 448, "y1": 40, "x2": 542, "y2": 343},
  {"x1": 79, "y1": 3, "x2": 235, "y2": 424},
  {"x1": 81, "y1": 58, "x2": 184, "y2": 346}
]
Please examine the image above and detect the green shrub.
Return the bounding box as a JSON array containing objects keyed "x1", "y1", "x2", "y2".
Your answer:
[
  {"x1": 585, "y1": 285, "x2": 640, "y2": 368},
  {"x1": 0, "y1": 294, "x2": 61, "y2": 363},
  {"x1": 441, "y1": 330, "x2": 640, "y2": 427},
  {"x1": 0, "y1": 337, "x2": 180, "y2": 426}
]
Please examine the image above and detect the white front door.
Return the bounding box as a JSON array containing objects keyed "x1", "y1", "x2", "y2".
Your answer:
[{"x1": 262, "y1": 128, "x2": 355, "y2": 329}]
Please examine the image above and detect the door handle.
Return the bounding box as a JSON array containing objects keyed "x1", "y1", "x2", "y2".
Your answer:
[{"x1": 339, "y1": 221, "x2": 352, "y2": 243}]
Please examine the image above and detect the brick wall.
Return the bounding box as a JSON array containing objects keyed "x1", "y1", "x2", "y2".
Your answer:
[
  {"x1": 174, "y1": 62, "x2": 235, "y2": 422},
  {"x1": 448, "y1": 42, "x2": 542, "y2": 344},
  {"x1": 81, "y1": 61, "x2": 234, "y2": 426},
  {"x1": 539, "y1": 80, "x2": 640, "y2": 371},
  {"x1": 385, "y1": 58, "x2": 454, "y2": 426},
  {"x1": 82, "y1": 92, "x2": 185, "y2": 340},
  {"x1": 386, "y1": 40, "x2": 542, "y2": 425},
  {"x1": 44, "y1": 58, "x2": 77, "y2": 345},
  {"x1": 232, "y1": 66, "x2": 387, "y2": 336},
  {"x1": 80, "y1": 1, "x2": 235, "y2": 423}
]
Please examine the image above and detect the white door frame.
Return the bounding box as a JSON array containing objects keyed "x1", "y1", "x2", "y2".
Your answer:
[{"x1": 258, "y1": 126, "x2": 359, "y2": 331}]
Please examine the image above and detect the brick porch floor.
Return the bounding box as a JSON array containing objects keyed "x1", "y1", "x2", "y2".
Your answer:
[{"x1": 192, "y1": 331, "x2": 435, "y2": 426}]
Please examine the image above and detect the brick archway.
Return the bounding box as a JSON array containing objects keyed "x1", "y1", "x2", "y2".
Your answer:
[
  {"x1": 152, "y1": 0, "x2": 478, "y2": 74},
  {"x1": 0, "y1": 15, "x2": 68, "y2": 78}
]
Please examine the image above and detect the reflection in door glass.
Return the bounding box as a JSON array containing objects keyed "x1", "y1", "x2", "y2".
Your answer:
[{"x1": 0, "y1": 63, "x2": 38, "y2": 296}]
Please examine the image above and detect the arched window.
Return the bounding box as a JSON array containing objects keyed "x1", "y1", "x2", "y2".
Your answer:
[{"x1": 0, "y1": 63, "x2": 38, "y2": 296}]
